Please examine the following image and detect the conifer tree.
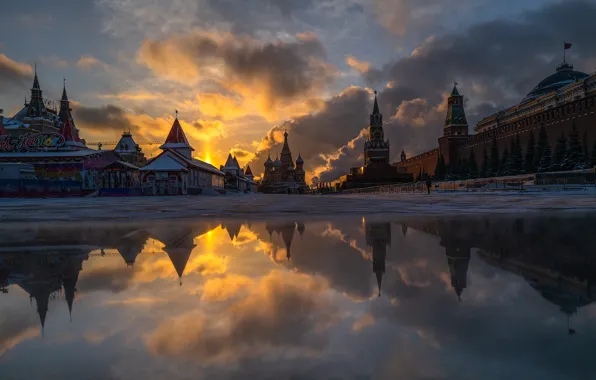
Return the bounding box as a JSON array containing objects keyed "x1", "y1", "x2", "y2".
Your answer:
[
  {"x1": 489, "y1": 136, "x2": 500, "y2": 177},
  {"x1": 481, "y1": 149, "x2": 489, "y2": 178},
  {"x1": 565, "y1": 123, "x2": 582, "y2": 170},
  {"x1": 513, "y1": 134, "x2": 523, "y2": 174},
  {"x1": 434, "y1": 154, "x2": 446, "y2": 180},
  {"x1": 524, "y1": 131, "x2": 536, "y2": 173},
  {"x1": 468, "y1": 149, "x2": 478, "y2": 178},
  {"x1": 538, "y1": 142, "x2": 552, "y2": 172},
  {"x1": 591, "y1": 140, "x2": 596, "y2": 169},
  {"x1": 533, "y1": 124, "x2": 548, "y2": 170},
  {"x1": 582, "y1": 131, "x2": 590, "y2": 168},
  {"x1": 500, "y1": 146, "x2": 510, "y2": 176},
  {"x1": 553, "y1": 132, "x2": 568, "y2": 171}
]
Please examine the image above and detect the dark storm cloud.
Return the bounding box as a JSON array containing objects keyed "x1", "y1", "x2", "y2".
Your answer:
[
  {"x1": 139, "y1": 30, "x2": 335, "y2": 108},
  {"x1": 72, "y1": 104, "x2": 133, "y2": 132},
  {"x1": 260, "y1": 0, "x2": 596, "y2": 181},
  {"x1": 0, "y1": 53, "x2": 32, "y2": 90}
]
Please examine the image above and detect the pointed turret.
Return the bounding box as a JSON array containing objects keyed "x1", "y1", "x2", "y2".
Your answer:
[
  {"x1": 245, "y1": 165, "x2": 254, "y2": 180},
  {"x1": 443, "y1": 82, "x2": 468, "y2": 137},
  {"x1": 372, "y1": 91, "x2": 380, "y2": 115},
  {"x1": 59, "y1": 117, "x2": 86, "y2": 149},
  {"x1": 0, "y1": 109, "x2": 5, "y2": 136},
  {"x1": 446, "y1": 247, "x2": 470, "y2": 302},
  {"x1": 160, "y1": 115, "x2": 194, "y2": 159},
  {"x1": 224, "y1": 153, "x2": 236, "y2": 169},
  {"x1": 62, "y1": 262, "x2": 81, "y2": 323},
  {"x1": 27, "y1": 67, "x2": 47, "y2": 118},
  {"x1": 296, "y1": 222, "x2": 305, "y2": 237},
  {"x1": 280, "y1": 130, "x2": 295, "y2": 170}
]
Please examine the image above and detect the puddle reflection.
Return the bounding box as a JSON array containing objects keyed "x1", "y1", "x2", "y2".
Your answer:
[{"x1": 1, "y1": 214, "x2": 596, "y2": 379}]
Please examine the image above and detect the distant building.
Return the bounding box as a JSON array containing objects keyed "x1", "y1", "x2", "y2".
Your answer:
[
  {"x1": 340, "y1": 92, "x2": 413, "y2": 189},
  {"x1": 259, "y1": 130, "x2": 307, "y2": 193},
  {"x1": 221, "y1": 154, "x2": 256, "y2": 192},
  {"x1": 113, "y1": 131, "x2": 146, "y2": 167},
  {"x1": 139, "y1": 116, "x2": 225, "y2": 195}
]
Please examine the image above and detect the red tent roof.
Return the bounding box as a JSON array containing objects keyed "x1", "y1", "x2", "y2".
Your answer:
[
  {"x1": 161, "y1": 118, "x2": 193, "y2": 150},
  {"x1": 59, "y1": 117, "x2": 79, "y2": 142}
]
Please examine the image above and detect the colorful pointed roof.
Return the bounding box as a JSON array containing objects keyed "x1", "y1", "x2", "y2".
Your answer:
[
  {"x1": 296, "y1": 153, "x2": 304, "y2": 165},
  {"x1": 160, "y1": 117, "x2": 194, "y2": 151},
  {"x1": 273, "y1": 155, "x2": 281, "y2": 167},
  {"x1": 59, "y1": 117, "x2": 86, "y2": 148}
]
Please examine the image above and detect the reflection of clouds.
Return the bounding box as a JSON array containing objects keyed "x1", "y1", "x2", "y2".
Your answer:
[
  {"x1": 201, "y1": 274, "x2": 253, "y2": 302},
  {"x1": 146, "y1": 270, "x2": 338, "y2": 363},
  {"x1": 0, "y1": 309, "x2": 39, "y2": 355}
]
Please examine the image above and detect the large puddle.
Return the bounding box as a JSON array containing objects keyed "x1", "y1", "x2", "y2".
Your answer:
[{"x1": 1, "y1": 214, "x2": 595, "y2": 379}]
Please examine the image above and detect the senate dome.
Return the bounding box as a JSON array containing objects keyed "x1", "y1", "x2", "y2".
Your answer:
[{"x1": 521, "y1": 62, "x2": 589, "y2": 103}]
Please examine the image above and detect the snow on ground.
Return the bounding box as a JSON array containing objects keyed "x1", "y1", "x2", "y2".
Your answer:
[{"x1": 0, "y1": 190, "x2": 595, "y2": 224}]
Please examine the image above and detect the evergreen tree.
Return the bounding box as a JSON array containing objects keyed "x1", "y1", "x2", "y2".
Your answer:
[
  {"x1": 533, "y1": 124, "x2": 548, "y2": 170},
  {"x1": 481, "y1": 149, "x2": 489, "y2": 178},
  {"x1": 538, "y1": 142, "x2": 552, "y2": 172},
  {"x1": 582, "y1": 131, "x2": 590, "y2": 168},
  {"x1": 565, "y1": 123, "x2": 582, "y2": 170},
  {"x1": 468, "y1": 149, "x2": 478, "y2": 178},
  {"x1": 553, "y1": 132, "x2": 567, "y2": 171},
  {"x1": 434, "y1": 154, "x2": 446, "y2": 180},
  {"x1": 500, "y1": 146, "x2": 510, "y2": 176},
  {"x1": 524, "y1": 131, "x2": 536, "y2": 173},
  {"x1": 512, "y1": 134, "x2": 523, "y2": 174},
  {"x1": 460, "y1": 157, "x2": 469, "y2": 179},
  {"x1": 591, "y1": 140, "x2": 596, "y2": 169},
  {"x1": 489, "y1": 136, "x2": 500, "y2": 177}
]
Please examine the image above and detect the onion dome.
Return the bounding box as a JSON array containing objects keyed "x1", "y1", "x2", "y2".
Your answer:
[
  {"x1": 265, "y1": 153, "x2": 273, "y2": 167},
  {"x1": 273, "y1": 155, "x2": 282, "y2": 167},
  {"x1": 296, "y1": 153, "x2": 304, "y2": 165},
  {"x1": 521, "y1": 62, "x2": 589, "y2": 103}
]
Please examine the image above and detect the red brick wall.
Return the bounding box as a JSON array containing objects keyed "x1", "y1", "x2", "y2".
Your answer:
[
  {"x1": 395, "y1": 149, "x2": 440, "y2": 175},
  {"x1": 460, "y1": 95, "x2": 596, "y2": 167}
]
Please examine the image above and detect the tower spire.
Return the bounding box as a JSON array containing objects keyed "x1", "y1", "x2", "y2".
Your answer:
[{"x1": 372, "y1": 90, "x2": 380, "y2": 115}]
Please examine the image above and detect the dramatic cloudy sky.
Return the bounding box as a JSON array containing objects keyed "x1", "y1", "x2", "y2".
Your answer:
[{"x1": 2, "y1": 0, "x2": 596, "y2": 180}]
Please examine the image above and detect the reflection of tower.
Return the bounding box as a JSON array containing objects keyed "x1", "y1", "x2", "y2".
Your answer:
[
  {"x1": 446, "y1": 246, "x2": 470, "y2": 301},
  {"x1": 365, "y1": 222, "x2": 391, "y2": 297},
  {"x1": 401, "y1": 224, "x2": 408, "y2": 237},
  {"x1": 281, "y1": 223, "x2": 296, "y2": 261},
  {"x1": 296, "y1": 222, "x2": 305, "y2": 239},
  {"x1": 62, "y1": 258, "x2": 83, "y2": 322},
  {"x1": 19, "y1": 277, "x2": 62, "y2": 337},
  {"x1": 0, "y1": 266, "x2": 8, "y2": 293},
  {"x1": 224, "y1": 222, "x2": 242, "y2": 242}
]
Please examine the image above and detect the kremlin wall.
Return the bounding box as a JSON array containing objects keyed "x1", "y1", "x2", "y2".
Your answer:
[{"x1": 395, "y1": 60, "x2": 596, "y2": 177}]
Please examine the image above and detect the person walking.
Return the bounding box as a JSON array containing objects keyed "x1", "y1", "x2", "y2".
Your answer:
[{"x1": 425, "y1": 175, "x2": 432, "y2": 194}]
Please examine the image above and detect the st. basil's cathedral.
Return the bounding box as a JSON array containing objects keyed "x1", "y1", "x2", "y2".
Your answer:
[{"x1": 259, "y1": 130, "x2": 307, "y2": 193}]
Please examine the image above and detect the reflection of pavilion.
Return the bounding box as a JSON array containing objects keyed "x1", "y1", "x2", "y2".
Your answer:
[
  {"x1": 149, "y1": 222, "x2": 219, "y2": 285},
  {"x1": 116, "y1": 230, "x2": 151, "y2": 267},
  {"x1": 365, "y1": 222, "x2": 391, "y2": 297}
]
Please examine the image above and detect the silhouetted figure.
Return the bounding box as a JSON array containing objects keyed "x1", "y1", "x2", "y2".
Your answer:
[{"x1": 425, "y1": 176, "x2": 432, "y2": 194}]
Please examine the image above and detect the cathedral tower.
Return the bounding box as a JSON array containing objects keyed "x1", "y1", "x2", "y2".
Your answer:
[{"x1": 280, "y1": 131, "x2": 294, "y2": 171}]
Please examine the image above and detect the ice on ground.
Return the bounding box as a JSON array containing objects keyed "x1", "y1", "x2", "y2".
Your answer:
[{"x1": 0, "y1": 190, "x2": 595, "y2": 224}]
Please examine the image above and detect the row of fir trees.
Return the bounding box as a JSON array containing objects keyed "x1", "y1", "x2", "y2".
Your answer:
[{"x1": 429, "y1": 124, "x2": 596, "y2": 181}]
